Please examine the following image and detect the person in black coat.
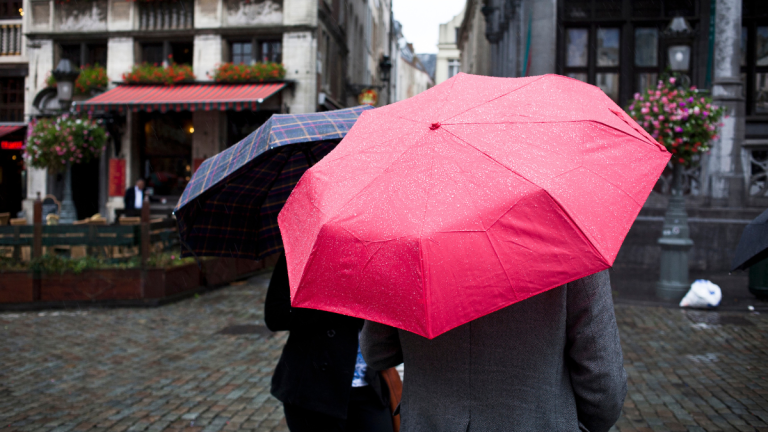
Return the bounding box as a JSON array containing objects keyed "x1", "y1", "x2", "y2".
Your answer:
[
  {"x1": 265, "y1": 253, "x2": 393, "y2": 432},
  {"x1": 123, "y1": 178, "x2": 146, "y2": 216}
]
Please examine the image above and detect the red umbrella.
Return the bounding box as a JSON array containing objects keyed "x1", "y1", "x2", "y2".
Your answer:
[{"x1": 278, "y1": 73, "x2": 670, "y2": 339}]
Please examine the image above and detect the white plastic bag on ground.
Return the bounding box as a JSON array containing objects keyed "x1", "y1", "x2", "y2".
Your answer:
[{"x1": 679, "y1": 279, "x2": 722, "y2": 308}]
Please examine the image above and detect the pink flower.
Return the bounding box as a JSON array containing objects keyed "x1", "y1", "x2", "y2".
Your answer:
[
  {"x1": 641, "y1": 107, "x2": 649, "y2": 114},
  {"x1": 669, "y1": 77, "x2": 676, "y2": 84},
  {"x1": 658, "y1": 116, "x2": 665, "y2": 121}
]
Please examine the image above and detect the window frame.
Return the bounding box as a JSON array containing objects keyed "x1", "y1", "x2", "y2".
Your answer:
[
  {"x1": 558, "y1": 0, "x2": 701, "y2": 106},
  {"x1": 228, "y1": 37, "x2": 282, "y2": 64},
  {"x1": 742, "y1": 18, "x2": 768, "y2": 117},
  {"x1": 0, "y1": 77, "x2": 24, "y2": 122}
]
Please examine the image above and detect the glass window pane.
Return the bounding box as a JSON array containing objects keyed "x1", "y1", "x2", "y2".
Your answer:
[
  {"x1": 636, "y1": 73, "x2": 658, "y2": 94},
  {"x1": 758, "y1": 27, "x2": 768, "y2": 66},
  {"x1": 567, "y1": 72, "x2": 588, "y2": 83},
  {"x1": 566, "y1": 29, "x2": 588, "y2": 67},
  {"x1": 756, "y1": 73, "x2": 768, "y2": 113},
  {"x1": 597, "y1": 72, "x2": 619, "y2": 102},
  {"x1": 635, "y1": 28, "x2": 658, "y2": 67},
  {"x1": 597, "y1": 28, "x2": 620, "y2": 67}
]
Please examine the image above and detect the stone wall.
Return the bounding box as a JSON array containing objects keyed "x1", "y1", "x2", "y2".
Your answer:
[{"x1": 614, "y1": 204, "x2": 762, "y2": 273}]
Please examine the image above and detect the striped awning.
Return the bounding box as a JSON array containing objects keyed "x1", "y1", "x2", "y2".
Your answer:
[
  {"x1": 73, "y1": 82, "x2": 286, "y2": 113},
  {"x1": 0, "y1": 125, "x2": 25, "y2": 139}
]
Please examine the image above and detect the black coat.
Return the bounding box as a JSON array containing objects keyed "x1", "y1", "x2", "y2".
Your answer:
[
  {"x1": 124, "y1": 187, "x2": 140, "y2": 211},
  {"x1": 265, "y1": 254, "x2": 388, "y2": 419}
]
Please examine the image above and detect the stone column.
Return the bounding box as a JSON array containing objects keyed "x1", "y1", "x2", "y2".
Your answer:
[{"x1": 706, "y1": 0, "x2": 745, "y2": 207}]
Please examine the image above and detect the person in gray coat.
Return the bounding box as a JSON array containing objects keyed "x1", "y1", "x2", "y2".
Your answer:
[{"x1": 360, "y1": 270, "x2": 627, "y2": 432}]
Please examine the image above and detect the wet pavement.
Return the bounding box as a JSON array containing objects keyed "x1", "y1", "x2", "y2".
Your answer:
[{"x1": 2, "y1": 270, "x2": 768, "y2": 431}]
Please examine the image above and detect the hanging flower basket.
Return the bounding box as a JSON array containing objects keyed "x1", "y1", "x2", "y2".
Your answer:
[
  {"x1": 46, "y1": 64, "x2": 108, "y2": 95},
  {"x1": 122, "y1": 62, "x2": 196, "y2": 85},
  {"x1": 209, "y1": 62, "x2": 286, "y2": 83},
  {"x1": 626, "y1": 74, "x2": 726, "y2": 166},
  {"x1": 25, "y1": 114, "x2": 108, "y2": 173}
]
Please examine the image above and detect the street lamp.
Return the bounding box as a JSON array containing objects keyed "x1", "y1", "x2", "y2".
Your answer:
[
  {"x1": 53, "y1": 59, "x2": 81, "y2": 224},
  {"x1": 52, "y1": 59, "x2": 80, "y2": 111}
]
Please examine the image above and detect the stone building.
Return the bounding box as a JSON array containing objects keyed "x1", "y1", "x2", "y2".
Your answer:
[
  {"x1": 458, "y1": 0, "x2": 768, "y2": 211},
  {"x1": 435, "y1": 8, "x2": 463, "y2": 84},
  {"x1": 395, "y1": 39, "x2": 433, "y2": 102},
  {"x1": 20, "y1": 0, "x2": 393, "y2": 221},
  {"x1": 456, "y1": 0, "x2": 490, "y2": 76},
  {"x1": 0, "y1": 0, "x2": 26, "y2": 218}
]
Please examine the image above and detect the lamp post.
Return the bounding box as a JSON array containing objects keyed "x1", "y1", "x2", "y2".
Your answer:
[
  {"x1": 655, "y1": 15, "x2": 696, "y2": 301},
  {"x1": 52, "y1": 59, "x2": 81, "y2": 224},
  {"x1": 656, "y1": 163, "x2": 694, "y2": 300}
]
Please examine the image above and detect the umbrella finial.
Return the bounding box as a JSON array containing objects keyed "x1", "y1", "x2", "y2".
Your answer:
[{"x1": 430, "y1": 122, "x2": 441, "y2": 130}]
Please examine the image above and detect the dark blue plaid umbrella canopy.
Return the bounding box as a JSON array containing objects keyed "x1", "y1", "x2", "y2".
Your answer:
[{"x1": 175, "y1": 105, "x2": 373, "y2": 260}]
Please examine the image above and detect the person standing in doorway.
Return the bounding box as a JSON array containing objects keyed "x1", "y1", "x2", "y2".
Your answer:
[{"x1": 123, "y1": 178, "x2": 146, "y2": 217}]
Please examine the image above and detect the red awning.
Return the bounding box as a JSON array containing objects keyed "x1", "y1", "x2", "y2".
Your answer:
[
  {"x1": 74, "y1": 82, "x2": 287, "y2": 113},
  {"x1": 0, "y1": 125, "x2": 24, "y2": 139}
]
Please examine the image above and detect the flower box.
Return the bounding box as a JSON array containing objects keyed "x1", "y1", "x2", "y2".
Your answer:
[
  {"x1": 40, "y1": 269, "x2": 144, "y2": 302},
  {"x1": 0, "y1": 271, "x2": 35, "y2": 303}
]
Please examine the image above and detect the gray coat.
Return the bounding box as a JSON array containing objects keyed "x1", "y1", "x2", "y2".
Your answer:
[{"x1": 361, "y1": 270, "x2": 627, "y2": 432}]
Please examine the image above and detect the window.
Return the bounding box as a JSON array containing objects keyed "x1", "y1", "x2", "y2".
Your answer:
[
  {"x1": 229, "y1": 39, "x2": 282, "y2": 64},
  {"x1": 0, "y1": 0, "x2": 22, "y2": 20},
  {"x1": 559, "y1": 0, "x2": 700, "y2": 105},
  {"x1": 59, "y1": 43, "x2": 108, "y2": 68},
  {"x1": 231, "y1": 42, "x2": 252, "y2": 65},
  {"x1": 142, "y1": 43, "x2": 164, "y2": 66},
  {"x1": 562, "y1": 26, "x2": 621, "y2": 102},
  {"x1": 141, "y1": 41, "x2": 193, "y2": 66},
  {"x1": 448, "y1": 59, "x2": 460, "y2": 78},
  {"x1": 742, "y1": 1, "x2": 768, "y2": 115},
  {"x1": 0, "y1": 77, "x2": 24, "y2": 122},
  {"x1": 259, "y1": 40, "x2": 282, "y2": 63}
]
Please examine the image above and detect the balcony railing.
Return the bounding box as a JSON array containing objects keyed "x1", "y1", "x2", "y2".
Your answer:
[
  {"x1": 139, "y1": 0, "x2": 194, "y2": 31},
  {"x1": 0, "y1": 23, "x2": 21, "y2": 56}
]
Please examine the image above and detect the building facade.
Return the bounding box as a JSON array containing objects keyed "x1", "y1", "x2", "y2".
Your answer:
[
  {"x1": 456, "y1": 0, "x2": 490, "y2": 76},
  {"x1": 0, "y1": 0, "x2": 26, "y2": 218},
  {"x1": 458, "y1": 0, "x2": 768, "y2": 210},
  {"x1": 396, "y1": 40, "x2": 433, "y2": 101},
  {"x1": 21, "y1": 0, "x2": 392, "y2": 222},
  {"x1": 436, "y1": 8, "x2": 463, "y2": 84}
]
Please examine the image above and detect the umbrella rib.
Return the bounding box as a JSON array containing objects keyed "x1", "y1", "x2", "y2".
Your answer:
[
  {"x1": 443, "y1": 119, "x2": 661, "y2": 151},
  {"x1": 483, "y1": 231, "x2": 520, "y2": 304},
  {"x1": 443, "y1": 128, "x2": 611, "y2": 264},
  {"x1": 439, "y1": 75, "x2": 547, "y2": 124}
]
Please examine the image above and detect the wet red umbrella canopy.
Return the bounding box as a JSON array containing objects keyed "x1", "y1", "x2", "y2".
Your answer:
[{"x1": 278, "y1": 73, "x2": 670, "y2": 339}]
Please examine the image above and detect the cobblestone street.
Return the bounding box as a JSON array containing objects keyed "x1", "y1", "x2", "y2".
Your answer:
[{"x1": 3, "y1": 271, "x2": 768, "y2": 431}]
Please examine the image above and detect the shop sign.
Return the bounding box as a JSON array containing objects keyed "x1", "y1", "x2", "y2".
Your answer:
[
  {"x1": 109, "y1": 159, "x2": 126, "y2": 197},
  {"x1": 358, "y1": 89, "x2": 378, "y2": 106},
  {"x1": 1, "y1": 141, "x2": 23, "y2": 150}
]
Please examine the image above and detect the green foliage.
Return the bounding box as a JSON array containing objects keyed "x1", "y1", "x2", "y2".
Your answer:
[
  {"x1": 46, "y1": 64, "x2": 108, "y2": 95},
  {"x1": 122, "y1": 62, "x2": 195, "y2": 85},
  {"x1": 1, "y1": 251, "x2": 199, "y2": 274},
  {"x1": 209, "y1": 62, "x2": 286, "y2": 82},
  {"x1": 24, "y1": 114, "x2": 108, "y2": 173},
  {"x1": 626, "y1": 73, "x2": 727, "y2": 166}
]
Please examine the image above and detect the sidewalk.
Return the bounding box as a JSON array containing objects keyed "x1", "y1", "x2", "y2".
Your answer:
[{"x1": 1, "y1": 271, "x2": 768, "y2": 431}]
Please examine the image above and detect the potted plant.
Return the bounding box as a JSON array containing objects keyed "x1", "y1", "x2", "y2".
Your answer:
[
  {"x1": 122, "y1": 62, "x2": 196, "y2": 85},
  {"x1": 626, "y1": 74, "x2": 726, "y2": 300},
  {"x1": 209, "y1": 62, "x2": 286, "y2": 83}
]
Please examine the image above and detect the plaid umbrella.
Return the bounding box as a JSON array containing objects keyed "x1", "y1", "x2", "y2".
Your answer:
[{"x1": 175, "y1": 105, "x2": 373, "y2": 260}]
